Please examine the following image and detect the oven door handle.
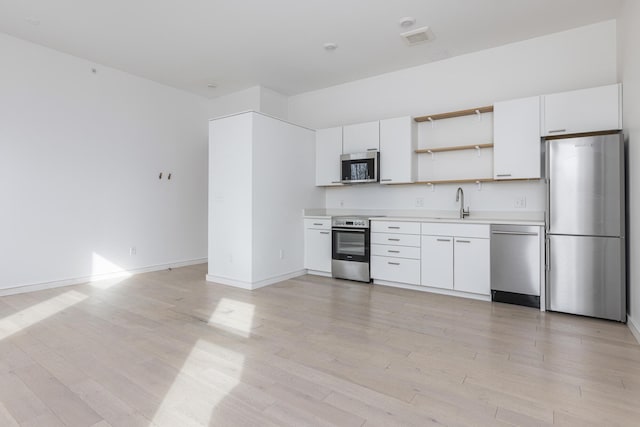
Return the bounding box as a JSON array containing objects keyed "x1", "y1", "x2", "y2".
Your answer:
[{"x1": 332, "y1": 228, "x2": 366, "y2": 233}]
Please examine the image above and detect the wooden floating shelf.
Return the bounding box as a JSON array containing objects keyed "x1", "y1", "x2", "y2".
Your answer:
[
  {"x1": 414, "y1": 105, "x2": 494, "y2": 123},
  {"x1": 415, "y1": 143, "x2": 493, "y2": 154},
  {"x1": 415, "y1": 178, "x2": 496, "y2": 185}
]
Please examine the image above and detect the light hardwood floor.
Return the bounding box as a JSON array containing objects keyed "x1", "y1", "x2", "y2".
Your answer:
[{"x1": 1, "y1": 264, "x2": 639, "y2": 426}]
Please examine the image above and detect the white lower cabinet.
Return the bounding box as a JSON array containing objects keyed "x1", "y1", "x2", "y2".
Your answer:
[
  {"x1": 452, "y1": 237, "x2": 490, "y2": 295},
  {"x1": 304, "y1": 219, "x2": 331, "y2": 273},
  {"x1": 371, "y1": 256, "x2": 420, "y2": 285},
  {"x1": 370, "y1": 221, "x2": 420, "y2": 285},
  {"x1": 421, "y1": 235, "x2": 454, "y2": 289},
  {"x1": 421, "y1": 223, "x2": 490, "y2": 296}
]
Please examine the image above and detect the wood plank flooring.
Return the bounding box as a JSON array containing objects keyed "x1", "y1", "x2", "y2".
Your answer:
[{"x1": 1, "y1": 264, "x2": 639, "y2": 426}]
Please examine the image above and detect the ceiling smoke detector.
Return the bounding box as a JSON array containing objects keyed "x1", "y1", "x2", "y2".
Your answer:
[
  {"x1": 323, "y1": 42, "x2": 338, "y2": 51},
  {"x1": 399, "y1": 17, "x2": 416, "y2": 28},
  {"x1": 400, "y1": 26, "x2": 435, "y2": 46}
]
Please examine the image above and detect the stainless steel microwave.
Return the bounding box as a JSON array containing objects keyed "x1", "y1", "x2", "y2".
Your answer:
[{"x1": 340, "y1": 151, "x2": 379, "y2": 184}]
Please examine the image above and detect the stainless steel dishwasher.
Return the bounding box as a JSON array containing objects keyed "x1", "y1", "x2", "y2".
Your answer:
[{"x1": 490, "y1": 224, "x2": 543, "y2": 308}]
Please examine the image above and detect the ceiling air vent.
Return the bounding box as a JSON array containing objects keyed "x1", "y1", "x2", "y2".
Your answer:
[{"x1": 400, "y1": 26, "x2": 435, "y2": 46}]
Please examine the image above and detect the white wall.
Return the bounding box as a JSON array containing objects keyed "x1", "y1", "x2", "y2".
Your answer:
[
  {"x1": 251, "y1": 113, "x2": 321, "y2": 282},
  {"x1": 0, "y1": 33, "x2": 209, "y2": 291},
  {"x1": 288, "y1": 20, "x2": 618, "y2": 214},
  {"x1": 207, "y1": 112, "x2": 323, "y2": 288},
  {"x1": 207, "y1": 86, "x2": 261, "y2": 119},
  {"x1": 208, "y1": 114, "x2": 254, "y2": 283},
  {"x1": 206, "y1": 85, "x2": 289, "y2": 120},
  {"x1": 260, "y1": 87, "x2": 289, "y2": 120},
  {"x1": 289, "y1": 20, "x2": 618, "y2": 129},
  {"x1": 618, "y1": 1, "x2": 640, "y2": 333}
]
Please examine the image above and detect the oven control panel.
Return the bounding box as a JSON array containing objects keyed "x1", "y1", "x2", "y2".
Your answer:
[{"x1": 332, "y1": 217, "x2": 370, "y2": 228}]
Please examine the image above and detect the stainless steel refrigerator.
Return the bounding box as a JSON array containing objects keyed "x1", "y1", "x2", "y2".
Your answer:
[{"x1": 546, "y1": 131, "x2": 626, "y2": 322}]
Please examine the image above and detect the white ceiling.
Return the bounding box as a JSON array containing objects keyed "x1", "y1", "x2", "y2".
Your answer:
[{"x1": 0, "y1": 0, "x2": 622, "y2": 99}]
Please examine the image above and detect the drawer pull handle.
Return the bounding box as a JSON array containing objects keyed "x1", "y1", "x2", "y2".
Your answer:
[
  {"x1": 388, "y1": 262, "x2": 400, "y2": 266},
  {"x1": 491, "y1": 231, "x2": 538, "y2": 236},
  {"x1": 388, "y1": 238, "x2": 401, "y2": 241},
  {"x1": 388, "y1": 250, "x2": 400, "y2": 253},
  {"x1": 548, "y1": 129, "x2": 566, "y2": 134},
  {"x1": 456, "y1": 240, "x2": 471, "y2": 243},
  {"x1": 320, "y1": 231, "x2": 330, "y2": 235},
  {"x1": 380, "y1": 178, "x2": 392, "y2": 182},
  {"x1": 388, "y1": 226, "x2": 401, "y2": 229},
  {"x1": 496, "y1": 174, "x2": 512, "y2": 177},
  {"x1": 331, "y1": 181, "x2": 342, "y2": 184},
  {"x1": 313, "y1": 223, "x2": 323, "y2": 226},
  {"x1": 437, "y1": 238, "x2": 451, "y2": 242}
]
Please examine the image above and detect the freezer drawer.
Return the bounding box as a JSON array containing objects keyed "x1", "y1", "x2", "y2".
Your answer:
[
  {"x1": 490, "y1": 225, "x2": 541, "y2": 308},
  {"x1": 548, "y1": 235, "x2": 625, "y2": 322}
]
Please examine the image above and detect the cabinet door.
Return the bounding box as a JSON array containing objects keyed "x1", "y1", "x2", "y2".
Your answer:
[
  {"x1": 343, "y1": 121, "x2": 380, "y2": 153},
  {"x1": 304, "y1": 228, "x2": 332, "y2": 272},
  {"x1": 379, "y1": 117, "x2": 416, "y2": 184},
  {"x1": 421, "y1": 235, "x2": 454, "y2": 289},
  {"x1": 494, "y1": 96, "x2": 541, "y2": 180},
  {"x1": 454, "y1": 238, "x2": 490, "y2": 295},
  {"x1": 542, "y1": 84, "x2": 621, "y2": 136},
  {"x1": 316, "y1": 127, "x2": 343, "y2": 186}
]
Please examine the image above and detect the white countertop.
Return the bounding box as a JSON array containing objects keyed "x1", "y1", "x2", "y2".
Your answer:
[{"x1": 303, "y1": 208, "x2": 545, "y2": 226}]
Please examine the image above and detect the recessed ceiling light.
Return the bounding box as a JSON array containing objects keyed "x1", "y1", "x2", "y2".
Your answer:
[
  {"x1": 399, "y1": 17, "x2": 416, "y2": 28},
  {"x1": 323, "y1": 42, "x2": 338, "y2": 51},
  {"x1": 25, "y1": 17, "x2": 40, "y2": 26},
  {"x1": 207, "y1": 83, "x2": 217, "y2": 89}
]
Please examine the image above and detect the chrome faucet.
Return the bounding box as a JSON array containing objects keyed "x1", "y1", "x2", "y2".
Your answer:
[{"x1": 456, "y1": 187, "x2": 470, "y2": 219}]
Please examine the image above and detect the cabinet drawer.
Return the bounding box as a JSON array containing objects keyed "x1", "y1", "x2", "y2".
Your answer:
[
  {"x1": 304, "y1": 218, "x2": 331, "y2": 230},
  {"x1": 371, "y1": 221, "x2": 421, "y2": 234},
  {"x1": 371, "y1": 256, "x2": 420, "y2": 285},
  {"x1": 371, "y1": 232, "x2": 421, "y2": 247},
  {"x1": 421, "y1": 222, "x2": 490, "y2": 238},
  {"x1": 371, "y1": 244, "x2": 420, "y2": 259}
]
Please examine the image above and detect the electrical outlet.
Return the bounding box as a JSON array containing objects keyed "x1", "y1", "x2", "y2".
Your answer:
[
  {"x1": 339, "y1": 200, "x2": 344, "y2": 207},
  {"x1": 129, "y1": 246, "x2": 136, "y2": 256},
  {"x1": 415, "y1": 197, "x2": 424, "y2": 207},
  {"x1": 515, "y1": 196, "x2": 527, "y2": 208},
  {"x1": 279, "y1": 249, "x2": 284, "y2": 260}
]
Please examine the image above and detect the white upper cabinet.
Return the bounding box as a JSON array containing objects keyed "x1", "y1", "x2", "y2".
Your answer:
[
  {"x1": 315, "y1": 126, "x2": 343, "y2": 186},
  {"x1": 493, "y1": 96, "x2": 541, "y2": 180},
  {"x1": 541, "y1": 83, "x2": 622, "y2": 136},
  {"x1": 379, "y1": 116, "x2": 417, "y2": 184},
  {"x1": 343, "y1": 121, "x2": 380, "y2": 153}
]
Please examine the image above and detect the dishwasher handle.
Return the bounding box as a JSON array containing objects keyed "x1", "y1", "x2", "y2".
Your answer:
[{"x1": 491, "y1": 231, "x2": 539, "y2": 236}]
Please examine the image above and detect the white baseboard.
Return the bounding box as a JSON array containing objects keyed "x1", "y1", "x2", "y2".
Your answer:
[
  {"x1": 0, "y1": 258, "x2": 207, "y2": 297},
  {"x1": 306, "y1": 270, "x2": 332, "y2": 278},
  {"x1": 628, "y1": 314, "x2": 640, "y2": 345},
  {"x1": 206, "y1": 269, "x2": 306, "y2": 290},
  {"x1": 374, "y1": 279, "x2": 491, "y2": 302}
]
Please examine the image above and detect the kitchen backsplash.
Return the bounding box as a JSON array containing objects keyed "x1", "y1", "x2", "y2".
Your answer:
[{"x1": 325, "y1": 180, "x2": 545, "y2": 212}]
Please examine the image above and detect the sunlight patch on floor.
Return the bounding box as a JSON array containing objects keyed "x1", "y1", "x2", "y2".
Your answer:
[
  {"x1": 0, "y1": 290, "x2": 88, "y2": 340},
  {"x1": 208, "y1": 297, "x2": 256, "y2": 338},
  {"x1": 89, "y1": 252, "x2": 132, "y2": 289},
  {"x1": 151, "y1": 339, "x2": 246, "y2": 426}
]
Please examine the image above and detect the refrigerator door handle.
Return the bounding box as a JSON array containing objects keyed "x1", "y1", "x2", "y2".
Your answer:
[
  {"x1": 544, "y1": 140, "x2": 550, "y2": 232},
  {"x1": 546, "y1": 238, "x2": 551, "y2": 271}
]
